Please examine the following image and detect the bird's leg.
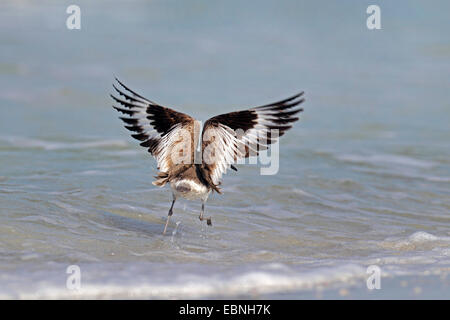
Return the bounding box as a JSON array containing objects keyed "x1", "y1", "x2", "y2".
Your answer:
[
  {"x1": 198, "y1": 202, "x2": 204, "y2": 221},
  {"x1": 163, "y1": 197, "x2": 176, "y2": 235},
  {"x1": 199, "y1": 201, "x2": 212, "y2": 226}
]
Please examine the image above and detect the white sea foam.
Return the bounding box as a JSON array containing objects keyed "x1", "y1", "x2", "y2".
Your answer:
[
  {"x1": 0, "y1": 263, "x2": 367, "y2": 299},
  {"x1": 409, "y1": 231, "x2": 439, "y2": 242},
  {"x1": 3, "y1": 254, "x2": 447, "y2": 299},
  {"x1": 380, "y1": 231, "x2": 450, "y2": 251}
]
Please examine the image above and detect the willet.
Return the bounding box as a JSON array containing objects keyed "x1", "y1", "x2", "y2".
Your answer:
[{"x1": 111, "y1": 78, "x2": 304, "y2": 234}]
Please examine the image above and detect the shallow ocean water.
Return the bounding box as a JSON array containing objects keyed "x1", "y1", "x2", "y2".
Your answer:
[{"x1": 0, "y1": 0, "x2": 449, "y2": 298}]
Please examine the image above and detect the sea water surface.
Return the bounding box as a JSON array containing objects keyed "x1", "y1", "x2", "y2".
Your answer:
[{"x1": 0, "y1": 0, "x2": 449, "y2": 299}]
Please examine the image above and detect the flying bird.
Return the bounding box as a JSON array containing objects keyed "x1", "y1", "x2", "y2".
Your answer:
[{"x1": 111, "y1": 78, "x2": 305, "y2": 234}]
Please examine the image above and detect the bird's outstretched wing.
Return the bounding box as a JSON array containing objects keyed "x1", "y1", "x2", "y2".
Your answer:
[
  {"x1": 201, "y1": 92, "x2": 305, "y2": 187},
  {"x1": 111, "y1": 78, "x2": 196, "y2": 175}
]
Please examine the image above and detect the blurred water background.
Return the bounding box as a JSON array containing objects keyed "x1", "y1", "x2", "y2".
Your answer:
[{"x1": 0, "y1": 0, "x2": 449, "y2": 298}]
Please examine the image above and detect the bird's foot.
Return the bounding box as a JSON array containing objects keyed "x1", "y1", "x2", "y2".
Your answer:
[{"x1": 199, "y1": 215, "x2": 212, "y2": 226}]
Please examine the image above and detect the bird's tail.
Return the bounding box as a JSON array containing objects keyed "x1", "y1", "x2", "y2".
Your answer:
[{"x1": 152, "y1": 172, "x2": 169, "y2": 187}]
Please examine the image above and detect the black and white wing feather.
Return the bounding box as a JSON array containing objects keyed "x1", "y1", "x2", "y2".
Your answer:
[
  {"x1": 201, "y1": 92, "x2": 305, "y2": 187},
  {"x1": 111, "y1": 78, "x2": 195, "y2": 174}
]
